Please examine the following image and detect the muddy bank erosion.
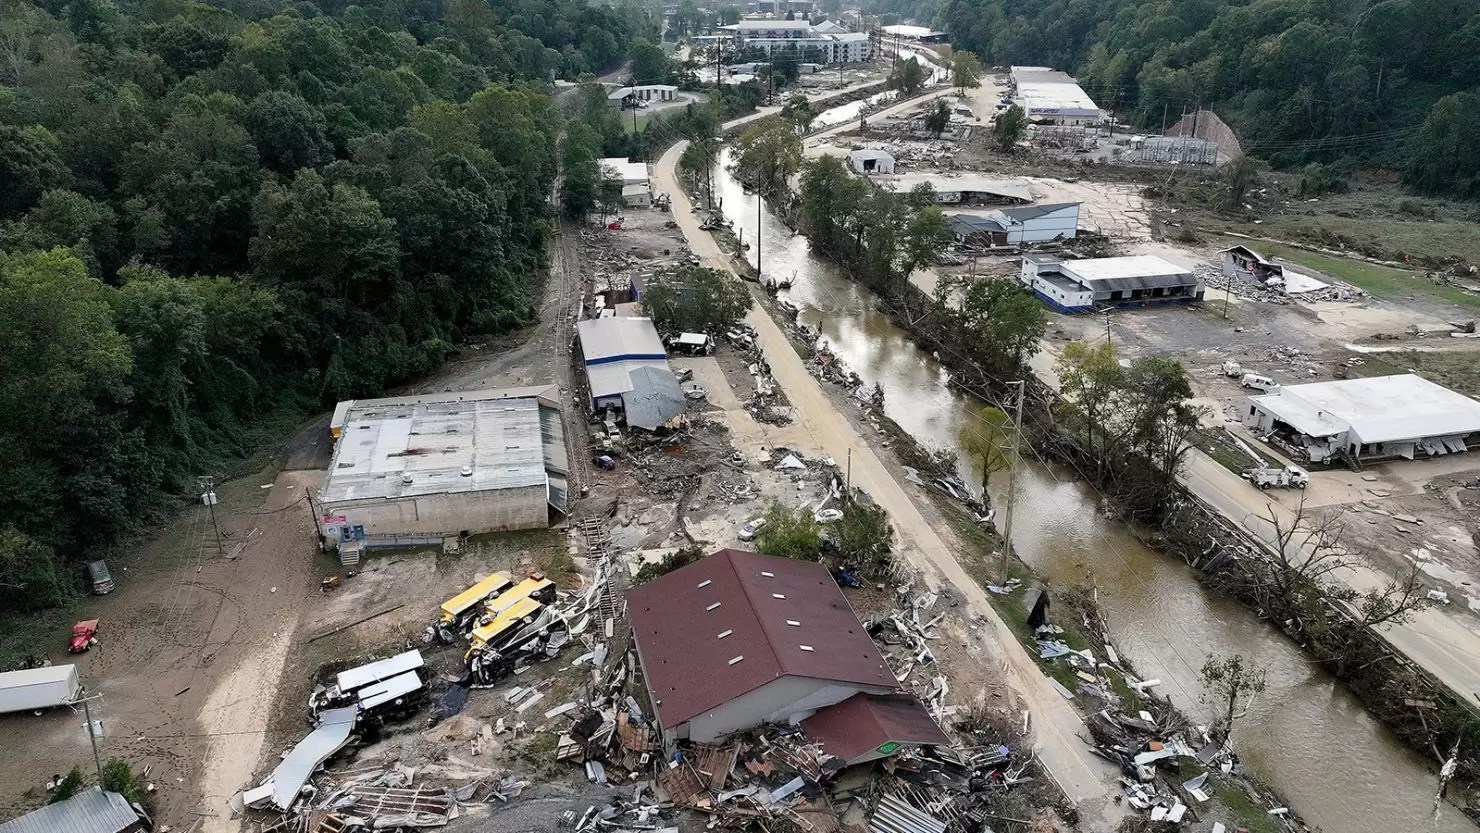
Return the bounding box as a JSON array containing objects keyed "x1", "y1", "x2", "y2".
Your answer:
[{"x1": 705, "y1": 144, "x2": 1476, "y2": 833}]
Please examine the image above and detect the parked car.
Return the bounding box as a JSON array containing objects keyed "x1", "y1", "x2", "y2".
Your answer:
[
  {"x1": 87, "y1": 560, "x2": 115, "y2": 595},
  {"x1": 1240, "y1": 373, "x2": 1279, "y2": 392},
  {"x1": 738, "y1": 518, "x2": 766, "y2": 542},
  {"x1": 68, "y1": 620, "x2": 99, "y2": 653},
  {"x1": 813, "y1": 509, "x2": 844, "y2": 523}
]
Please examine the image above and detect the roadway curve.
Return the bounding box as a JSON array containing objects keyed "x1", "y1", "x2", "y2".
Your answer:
[{"x1": 653, "y1": 139, "x2": 1123, "y2": 824}]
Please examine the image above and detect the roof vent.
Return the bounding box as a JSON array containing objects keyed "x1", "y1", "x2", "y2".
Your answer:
[
  {"x1": 799, "y1": 645, "x2": 815, "y2": 652},
  {"x1": 786, "y1": 620, "x2": 800, "y2": 627},
  {"x1": 460, "y1": 466, "x2": 473, "y2": 477},
  {"x1": 706, "y1": 602, "x2": 721, "y2": 611},
  {"x1": 772, "y1": 593, "x2": 786, "y2": 600},
  {"x1": 761, "y1": 571, "x2": 775, "y2": 577},
  {"x1": 717, "y1": 630, "x2": 733, "y2": 639},
  {"x1": 697, "y1": 579, "x2": 712, "y2": 589},
  {"x1": 401, "y1": 474, "x2": 414, "y2": 485},
  {"x1": 728, "y1": 656, "x2": 744, "y2": 665}
]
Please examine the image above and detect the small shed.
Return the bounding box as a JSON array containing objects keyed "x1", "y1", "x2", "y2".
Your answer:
[
  {"x1": 622, "y1": 183, "x2": 651, "y2": 208},
  {"x1": 849, "y1": 149, "x2": 895, "y2": 175}
]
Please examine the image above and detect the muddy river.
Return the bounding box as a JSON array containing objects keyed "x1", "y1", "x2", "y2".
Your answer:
[{"x1": 709, "y1": 147, "x2": 1470, "y2": 832}]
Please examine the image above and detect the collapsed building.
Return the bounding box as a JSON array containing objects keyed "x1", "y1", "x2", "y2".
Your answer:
[
  {"x1": 320, "y1": 386, "x2": 568, "y2": 561},
  {"x1": 1243, "y1": 373, "x2": 1480, "y2": 463},
  {"x1": 627, "y1": 548, "x2": 944, "y2": 748},
  {"x1": 948, "y1": 202, "x2": 1081, "y2": 247}
]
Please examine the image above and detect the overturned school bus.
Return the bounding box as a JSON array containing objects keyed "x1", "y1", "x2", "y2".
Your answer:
[{"x1": 427, "y1": 572, "x2": 515, "y2": 644}]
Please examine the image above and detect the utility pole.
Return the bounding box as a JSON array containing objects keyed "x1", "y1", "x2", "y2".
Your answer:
[
  {"x1": 1161, "y1": 101, "x2": 1168, "y2": 136},
  {"x1": 1223, "y1": 280, "x2": 1232, "y2": 319},
  {"x1": 1104, "y1": 313, "x2": 1112, "y2": 346},
  {"x1": 755, "y1": 190, "x2": 762, "y2": 281},
  {"x1": 845, "y1": 448, "x2": 852, "y2": 496},
  {"x1": 1000, "y1": 380, "x2": 1025, "y2": 585},
  {"x1": 198, "y1": 476, "x2": 224, "y2": 557},
  {"x1": 81, "y1": 696, "x2": 104, "y2": 781}
]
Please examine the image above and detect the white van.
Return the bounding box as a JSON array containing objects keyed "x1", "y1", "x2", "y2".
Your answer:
[{"x1": 1240, "y1": 373, "x2": 1279, "y2": 392}]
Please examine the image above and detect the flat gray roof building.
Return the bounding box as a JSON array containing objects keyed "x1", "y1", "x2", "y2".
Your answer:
[{"x1": 321, "y1": 386, "x2": 567, "y2": 544}]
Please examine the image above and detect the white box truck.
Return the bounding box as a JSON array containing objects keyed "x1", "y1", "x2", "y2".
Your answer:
[{"x1": 0, "y1": 665, "x2": 82, "y2": 714}]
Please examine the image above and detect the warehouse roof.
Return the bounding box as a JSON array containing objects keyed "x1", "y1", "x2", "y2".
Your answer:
[
  {"x1": 598, "y1": 158, "x2": 648, "y2": 185},
  {"x1": 323, "y1": 387, "x2": 565, "y2": 504},
  {"x1": 0, "y1": 789, "x2": 139, "y2": 833},
  {"x1": 578, "y1": 317, "x2": 667, "y2": 365},
  {"x1": 877, "y1": 173, "x2": 1033, "y2": 203},
  {"x1": 627, "y1": 549, "x2": 894, "y2": 729},
  {"x1": 1060, "y1": 255, "x2": 1193, "y2": 284},
  {"x1": 998, "y1": 202, "x2": 1080, "y2": 222},
  {"x1": 1251, "y1": 374, "x2": 1480, "y2": 444},
  {"x1": 802, "y1": 693, "x2": 949, "y2": 764},
  {"x1": 948, "y1": 214, "x2": 1006, "y2": 235},
  {"x1": 586, "y1": 358, "x2": 670, "y2": 402}
]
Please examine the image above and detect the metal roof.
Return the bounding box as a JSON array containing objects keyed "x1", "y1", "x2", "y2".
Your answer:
[
  {"x1": 948, "y1": 214, "x2": 1005, "y2": 235},
  {"x1": 1252, "y1": 374, "x2": 1480, "y2": 444},
  {"x1": 0, "y1": 789, "x2": 139, "y2": 833},
  {"x1": 877, "y1": 174, "x2": 1033, "y2": 203},
  {"x1": 997, "y1": 202, "x2": 1080, "y2": 222},
  {"x1": 577, "y1": 317, "x2": 667, "y2": 364},
  {"x1": 1, "y1": 665, "x2": 78, "y2": 687},
  {"x1": 622, "y1": 365, "x2": 686, "y2": 431},
  {"x1": 627, "y1": 549, "x2": 895, "y2": 730},
  {"x1": 599, "y1": 158, "x2": 648, "y2": 184},
  {"x1": 802, "y1": 693, "x2": 949, "y2": 763},
  {"x1": 336, "y1": 650, "x2": 424, "y2": 692},
  {"x1": 869, "y1": 793, "x2": 946, "y2": 833},
  {"x1": 587, "y1": 358, "x2": 671, "y2": 401},
  {"x1": 323, "y1": 392, "x2": 557, "y2": 504},
  {"x1": 265, "y1": 707, "x2": 358, "y2": 810},
  {"x1": 723, "y1": 18, "x2": 812, "y2": 30},
  {"x1": 1059, "y1": 255, "x2": 1191, "y2": 283}
]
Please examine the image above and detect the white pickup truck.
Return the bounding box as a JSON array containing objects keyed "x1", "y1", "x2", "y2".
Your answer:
[{"x1": 1244, "y1": 465, "x2": 1310, "y2": 490}]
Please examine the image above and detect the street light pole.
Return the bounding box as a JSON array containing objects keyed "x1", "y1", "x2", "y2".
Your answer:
[
  {"x1": 81, "y1": 697, "x2": 104, "y2": 781},
  {"x1": 1000, "y1": 380, "x2": 1025, "y2": 585}
]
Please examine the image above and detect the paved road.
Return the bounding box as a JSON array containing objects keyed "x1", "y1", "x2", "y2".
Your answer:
[
  {"x1": 1038, "y1": 338, "x2": 1480, "y2": 710},
  {"x1": 653, "y1": 140, "x2": 1123, "y2": 825}
]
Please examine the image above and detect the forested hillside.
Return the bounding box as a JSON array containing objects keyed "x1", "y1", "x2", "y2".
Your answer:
[
  {"x1": 939, "y1": 0, "x2": 1480, "y2": 196},
  {"x1": 0, "y1": 0, "x2": 649, "y2": 609}
]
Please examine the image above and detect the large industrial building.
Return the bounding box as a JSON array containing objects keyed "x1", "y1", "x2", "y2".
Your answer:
[
  {"x1": 628, "y1": 549, "x2": 943, "y2": 748},
  {"x1": 1243, "y1": 374, "x2": 1480, "y2": 463},
  {"x1": 719, "y1": 19, "x2": 873, "y2": 63},
  {"x1": 1019, "y1": 253, "x2": 1202, "y2": 313},
  {"x1": 320, "y1": 386, "x2": 568, "y2": 554},
  {"x1": 577, "y1": 317, "x2": 686, "y2": 430},
  {"x1": 1009, "y1": 66, "x2": 1103, "y2": 126},
  {"x1": 949, "y1": 202, "x2": 1081, "y2": 246}
]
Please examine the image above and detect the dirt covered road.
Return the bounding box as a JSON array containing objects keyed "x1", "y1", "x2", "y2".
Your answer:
[
  {"x1": 653, "y1": 141, "x2": 1124, "y2": 826},
  {"x1": 0, "y1": 467, "x2": 320, "y2": 831}
]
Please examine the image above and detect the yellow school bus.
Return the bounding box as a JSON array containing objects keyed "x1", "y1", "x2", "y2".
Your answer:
[
  {"x1": 439, "y1": 572, "x2": 514, "y2": 625},
  {"x1": 467, "y1": 596, "x2": 545, "y2": 656},
  {"x1": 484, "y1": 576, "x2": 556, "y2": 618}
]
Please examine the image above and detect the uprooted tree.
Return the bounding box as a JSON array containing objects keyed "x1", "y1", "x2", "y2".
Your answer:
[
  {"x1": 831, "y1": 500, "x2": 895, "y2": 577},
  {"x1": 1238, "y1": 498, "x2": 1428, "y2": 677},
  {"x1": 1200, "y1": 652, "x2": 1267, "y2": 742}
]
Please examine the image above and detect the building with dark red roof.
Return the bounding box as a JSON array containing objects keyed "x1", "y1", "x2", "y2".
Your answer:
[
  {"x1": 801, "y1": 692, "x2": 950, "y2": 765},
  {"x1": 627, "y1": 548, "x2": 898, "y2": 744}
]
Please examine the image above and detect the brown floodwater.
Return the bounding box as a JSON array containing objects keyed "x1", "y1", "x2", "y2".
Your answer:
[{"x1": 711, "y1": 147, "x2": 1471, "y2": 832}]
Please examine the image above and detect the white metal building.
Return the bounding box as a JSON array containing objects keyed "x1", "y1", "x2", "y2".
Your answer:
[
  {"x1": 1020, "y1": 254, "x2": 1201, "y2": 313},
  {"x1": 849, "y1": 149, "x2": 895, "y2": 174},
  {"x1": 1010, "y1": 66, "x2": 1103, "y2": 126},
  {"x1": 1243, "y1": 374, "x2": 1480, "y2": 463},
  {"x1": 949, "y1": 203, "x2": 1080, "y2": 246},
  {"x1": 599, "y1": 158, "x2": 648, "y2": 187},
  {"x1": 608, "y1": 85, "x2": 678, "y2": 105},
  {"x1": 719, "y1": 20, "x2": 873, "y2": 63},
  {"x1": 320, "y1": 386, "x2": 568, "y2": 548},
  {"x1": 577, "y1": 317, "x2": 686, "y2": 429}
]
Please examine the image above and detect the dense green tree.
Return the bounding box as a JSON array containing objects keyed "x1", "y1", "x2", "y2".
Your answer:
[
  {"x1": 50, "y1": 768, "x2": 86, "y2": 803},
  {"x1": 0, "y1": 125, "x2": 72, "y2": 220},
  {"x1": 755, "y1": 501, "x2": 823, "y2": 561},
  {"x1": 991, "y1": 105, "x2": 1026, "y2": 151},
  {"x1": 246, "y1": 91, "x2": 333, "y2": 174},
  {"x1": 629, "y1": 38, "x2": 670, "y2": 85},
  {"x1": 779, "y1": 94, "x2": 815, "y2": 131},
  {"x1": 924, "y1": 98, "x2": 950, "y2": 136},
  {"x1": 951, "y1": 50, "x2": 980, "y2": 93},
  {"x1": 640, "y1": 264, "x2": 752, "y2": 335},
  {"x1": 888, "y1": 56, "x2": 926, "y2": 95},
  {"x1": 1, "y1": 189, "x2": 118, "y2": 277},
  {"x1": 936, "y1": 275, "x2": 1046, "y2": 376},
  {"x1": 1406, "y1": 91, "x2": 1480, "y2": 197},
  {"x1": 832, "y1": 501, "x2": 895, "y2": 576},
  {"x1": 0, "y1": 528, "x2": 67, "y2": 612},
  {"x1": 733, "y1": 120, "x2": 801, "y2": 194}
]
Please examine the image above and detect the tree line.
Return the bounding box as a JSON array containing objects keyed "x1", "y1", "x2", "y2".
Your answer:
[
  {"x1": 0, "y1": 0, "x2": 650, "y2": 611},
  {"x1": 939, "y1": 0, "x2": 1480, "y2": 197}
]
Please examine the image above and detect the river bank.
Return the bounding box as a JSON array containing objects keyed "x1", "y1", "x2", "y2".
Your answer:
[{"x1": 697, "y1": 140, "x2": 1478, "y2": 831}]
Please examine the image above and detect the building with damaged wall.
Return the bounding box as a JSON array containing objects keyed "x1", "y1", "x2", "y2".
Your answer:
[
  {"x1": 627, "y1": 548, "x2": 945, "y2": 750},
  {"x1": 1243, "y1": 374, "x2": 1480, "y2": 463}
]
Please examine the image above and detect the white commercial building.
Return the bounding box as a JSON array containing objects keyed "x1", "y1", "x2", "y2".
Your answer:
[
  {"x1": 1243, "y1": 374, "x2": 1480, "y2": 463},
  {"x1": 577, "y1": 317, "x2": 686, "y2": 430},
  {"x1": 948, "y1": 202, "x2": 1080, "y2": 246},
  {"x1": 1019, "y1": 254, "x2": 1201, "y2": 313},
  {"x1": 1010, "y1": 66, "x2": 1102, "y2": 126},
  {"x1": 321, "y1": 387, "x2": 568, "y2": 551},
  {"x1": 719, "y1": 20, "x2": 874, "y2": 64},
  {"x1": 608, "y1": 84, "x2": 678, "y2": 106}
]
